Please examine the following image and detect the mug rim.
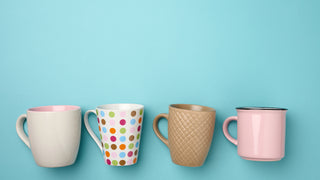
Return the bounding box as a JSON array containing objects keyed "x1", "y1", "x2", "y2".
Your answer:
[
  {"x1": 170, "y1": 104, "x2": 216, "y2": 112},
  {"x1": 236, "y1": 107, "x2": 288, "y2": 111},
  {"x1": 27, "y1": 105, "x2": 81, "y2": 113},
  {"x1": 96, "y1": 103, "x2": 144, "y2": 111}
]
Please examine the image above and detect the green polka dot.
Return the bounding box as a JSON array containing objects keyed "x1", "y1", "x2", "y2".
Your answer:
[
  {"x1": 96, "y1": 109, "x2": 99, "y2": 115},
  {"x1": 100, "y1": 134, "x2": 102, "y2": 139},
  {"x1": 112, "y1": 160, "x2": 118, "y2": 166},
  {"x1": 137, "y1": 133, "x2": 140, "y2": 140},
  {"x1": 109, "y1": 111, "x2": 115, "y2": 117},
  {"x1": 105, "y1": 143, "x2": 109, "y2": 149},
  {"x1": 128, "y1": 143, "x2": 134, "y2": 149},
  {"x1": 120, "y1": 128, "x2": 126, "y2": 134},
  {"x1": 140, "y1": 109, "x2": 143, "y2": 115}
]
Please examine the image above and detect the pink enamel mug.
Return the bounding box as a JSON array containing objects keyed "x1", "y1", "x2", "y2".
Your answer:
[{"x1": 223, "y1": 107, "x2": 287, "y2": 161}]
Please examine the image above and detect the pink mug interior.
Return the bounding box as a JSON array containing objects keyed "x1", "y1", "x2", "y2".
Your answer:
[{"x1": 28, "y1": 105, "x2": 80, "y2": 112}]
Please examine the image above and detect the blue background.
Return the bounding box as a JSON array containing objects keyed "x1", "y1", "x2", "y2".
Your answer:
[{"x1": 1, "y1": 0, "x2": 319, "y2": 179}]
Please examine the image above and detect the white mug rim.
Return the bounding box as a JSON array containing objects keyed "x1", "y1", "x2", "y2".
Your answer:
[{"x1": 96, "y1": 103, "x2": 144, "y2": 111}]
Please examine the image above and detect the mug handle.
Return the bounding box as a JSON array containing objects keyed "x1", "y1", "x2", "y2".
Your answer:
[
  {"x1": 222, "y1": 116, "x2": 238, "y2": 146},
  {"x1": 153, "y1": 113, "x2": 169, "y2": 147},
  {"x1": 84, "y1": 110, "x2": 102, "y2": 152},
  {"x1": 16, "y1": 114, "x2": 31, "y2": 148}
]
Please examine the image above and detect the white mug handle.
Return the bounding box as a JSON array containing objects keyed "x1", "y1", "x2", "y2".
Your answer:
[
  {"x1": 16, "y1": 114, "x2": 31, "y2": 148},
  {"x1": 84, "y1": 110, "x2": 102, "y2": 152}
]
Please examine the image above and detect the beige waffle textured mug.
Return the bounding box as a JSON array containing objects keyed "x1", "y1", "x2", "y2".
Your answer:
[{"x1": 153, "y1": 104, "x2": 216, "y2": 167}]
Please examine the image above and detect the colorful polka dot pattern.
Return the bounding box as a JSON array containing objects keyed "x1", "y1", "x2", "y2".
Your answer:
[{"x1": 97, "y1": 108, "x2": 144, "y2": 166}]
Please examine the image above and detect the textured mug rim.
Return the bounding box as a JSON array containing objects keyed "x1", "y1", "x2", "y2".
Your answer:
[{"x1": 169, "y1": 104, "x2": 216, "y2": 112}]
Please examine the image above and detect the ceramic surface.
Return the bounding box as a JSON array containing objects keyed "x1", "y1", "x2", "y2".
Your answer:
[
  {"x1": 223, "y1": 107, "x2": 287, "y2": 161},
  {"x1": 153, "y1": 104, "x2": 216, "y2": 167},
  {"x1": 84, "y1": 104, "x2": 144, "y2": 166},
  {"x1": 16, "y1": 105, "x2": 81, "y2": 167}
]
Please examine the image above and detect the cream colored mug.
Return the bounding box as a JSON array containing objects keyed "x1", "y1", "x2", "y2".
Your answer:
[{"x1": 16, "y1": 105, "x2": 81, "y2": 167}]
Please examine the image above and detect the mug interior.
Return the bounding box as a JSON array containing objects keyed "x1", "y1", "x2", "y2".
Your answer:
[
  {"x1": 97, "y1": 104, "x2": 144, "y2": 110},
  {"x1": 28, "y1": 105, "x2": 80, "y2": 112},
  {"x1": 170, "y1": 104, "x2": 215, "y2": 112}
]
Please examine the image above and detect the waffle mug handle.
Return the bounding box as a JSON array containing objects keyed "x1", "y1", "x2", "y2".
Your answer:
[{"x1": 153, "y1": 113, "x2": 169, "y2": 147}]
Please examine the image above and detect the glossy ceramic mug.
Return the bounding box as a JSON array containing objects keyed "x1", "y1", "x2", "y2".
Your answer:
[
  {"x1": 153, "y1": 104, "x2": 216, "y2": 167},
  {"x1": 16, "y1": 105, "x2": 81, "y2": 167},
  {"x1": 223, "y1": 107, "x2": 287, "y2": 161},
  {"x1": 84, "y1": 104, "x2": 144, "y2": 166}
]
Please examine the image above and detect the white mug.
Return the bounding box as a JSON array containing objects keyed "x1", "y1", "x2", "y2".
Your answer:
[
  {"x1": 16, "y1": 105, "x2": 81, "y2": 167},
  {"x1": 84, "y1": 104, "x2": 144, "y2": 166}
]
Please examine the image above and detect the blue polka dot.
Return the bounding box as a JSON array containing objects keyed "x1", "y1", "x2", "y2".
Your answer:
[
  {"x1": 100, "y1": 111, "x2": 105, "y2": 117},
  {"x1": 119, "y1": 152, "x2": 126, "y2": 158},
  {"x1": 135, "y1": 142, "x2": 139, "y2": 148},
  {"x1": 102, "y1": 127, "x2": 107, "y2": 133},
  {"x1": 120, "y1": 136, "x2": 126, "y2": 142},
  {"x1": 130, "y1": 119, "x2": 136, "y2": 125}
]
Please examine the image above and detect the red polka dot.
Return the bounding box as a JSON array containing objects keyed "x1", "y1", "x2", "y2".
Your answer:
[
  {"x1": 120, "y1": 119, "x2": 126, "y2": 126},
  {"x1": 106, "y1": 159, "x2": 111, "y2": 165},
  {"x1": 110, "y1": 136, "x2": 116, "y2": 142},
  {"x1": 128, "y1": 151, "x2": 133, "y2": 157},
  {"x1": 137, "y1": 125, "x2": 141, "y2": 132}
]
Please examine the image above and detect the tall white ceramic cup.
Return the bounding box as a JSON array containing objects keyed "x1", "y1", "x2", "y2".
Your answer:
[
  {"x1": 16, "y1": 105, "x2": 81, "y2": 167},
  {"x1": 84, "y1": 104, "x2": 144, "y2": 166}
]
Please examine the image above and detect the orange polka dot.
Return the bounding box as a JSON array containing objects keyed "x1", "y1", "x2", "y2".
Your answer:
[
  {"x1": 133, "y1": 158, "x2": 137, "y2": 164},
  {"x1": 110, "y1": 128, "x2": 116, "y2": 134},
  {"x1": 139, "y1": 117, "x2": 142, "y2": 123},
  {"x1": 119, "y1": 144, "x2": 126, "y2": 150},
  {"x1": 99, "y1": 126, "x2": 101, "y2": 131},
  {"x1": 105, "y1": 151, "x2": 110, "y2": 157}
]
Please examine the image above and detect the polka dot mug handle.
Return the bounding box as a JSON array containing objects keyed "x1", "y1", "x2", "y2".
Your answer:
[
  {"x1": 222, "y1": 116, "x2": 238, "y2": 146},
  {"x1": 84, "y1": 110, "x2": 103, "y2": 152},
  {"x1": 16, "y1": 114, "x2": 30, "y2": 148},
  {"x1": 153, "y1": 113, "x2": 169, "y2": 147}
]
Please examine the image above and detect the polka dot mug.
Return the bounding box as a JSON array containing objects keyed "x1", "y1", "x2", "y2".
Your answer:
[{"x1": 84, "y1": 104, "x2": 144, "y2": 166}]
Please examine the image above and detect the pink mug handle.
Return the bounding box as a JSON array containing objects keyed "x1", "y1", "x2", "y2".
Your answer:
[{"x1": 223, "y1": 116, "x2": 238, "y2": 146}]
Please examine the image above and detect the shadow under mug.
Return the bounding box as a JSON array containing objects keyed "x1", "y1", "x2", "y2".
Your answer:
[
  {"x1": 223, "y1": 107, "x2": 287, "y2": 161},
  {"x1": 84, "y1": 104, "x2": 144, "y2": 166},
  {"x1": 153, "y1": 104, "x2": 216, "y2": 167},
  {"x1": 16, "y1": 105, "x2": 81, "y2": 167}
]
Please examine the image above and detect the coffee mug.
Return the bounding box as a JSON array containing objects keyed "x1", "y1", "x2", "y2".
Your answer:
[
  {"x1": 84, "y1": 104, "x2": 144, "y2": 166},
  {"x1": 223, "y1": 107, "x2": 287, "y2": 161},
  {"x1": 153, "y1": 104, "x2": 216, "y2": 167},
  {"x1": 16, "y1": 105, "x2": 81, "y2": 167}
]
